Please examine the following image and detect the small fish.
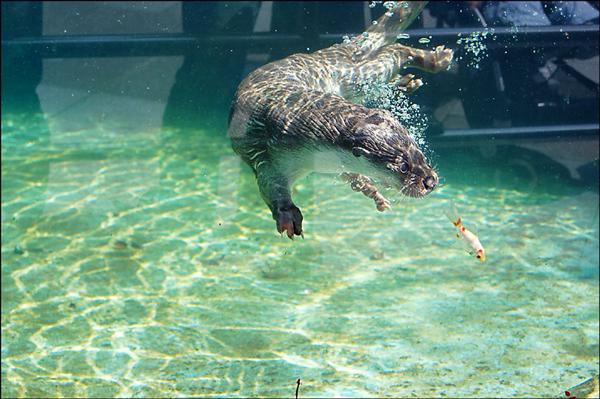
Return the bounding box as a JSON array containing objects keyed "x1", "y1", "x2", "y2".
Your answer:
[{"x1": 445, "y1": 204, "x2": 486, "y2": 262}]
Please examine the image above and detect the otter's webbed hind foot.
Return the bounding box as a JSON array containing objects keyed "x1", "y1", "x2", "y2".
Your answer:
[
  {"x1": 275, "y1": 204, "x2": 303, "y2": 239},
  {"x1": 341, "y1": 172, "x2": 390, "y2": 212},
  {"x1": 254, "y1": 162, "x2": 304, "y2": 239},
  {"x1": 390, "y1": 73, "x2": 423, "y2": 94},
  {"x1": 344, "y1": 44, "x2": 453, "y2": 98},
  {"x1": 398, "y1": 44, "x2": 454, "y2": 73}
]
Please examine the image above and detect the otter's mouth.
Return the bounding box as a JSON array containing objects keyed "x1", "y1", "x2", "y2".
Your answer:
[
  {"x1": 377, "y1": 176, "x2": 431, "y2": 198},
  {"x1": 395, "y1": 175, "x2": 438, "y2": 198},
  {"x1": 401, "y1": 184, "x2": 430, "y2": 198}
]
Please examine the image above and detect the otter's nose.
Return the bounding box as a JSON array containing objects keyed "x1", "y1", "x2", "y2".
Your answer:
[{"x1": 423, "y1": 176, "x2": 437, "y2": 191}]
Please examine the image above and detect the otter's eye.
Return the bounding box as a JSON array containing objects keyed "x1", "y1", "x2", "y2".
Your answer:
[{"x1": 399, "y1": 162, "x2": 409, "y2": 174}]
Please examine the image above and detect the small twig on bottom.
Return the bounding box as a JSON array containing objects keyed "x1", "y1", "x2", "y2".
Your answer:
[{"x1": 295, "y1": 378, "x2": 301, "y2": 399}]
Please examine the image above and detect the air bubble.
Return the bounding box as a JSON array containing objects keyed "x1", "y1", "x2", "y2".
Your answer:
[
  {"x1": 418, "y1": 37, "x2": 430, "y2": 44},
  {"x1": 456, "y1": 30, "x2": 490, "y2": 70},
  {"x1": 397, "y1": 33, "x2": 410, "y2": 39},
  {"x1": 383, "y1": 1, "x2": 396, "y2": 10},
  {"x1": 355, "y1": 77, "x2": 431, "y2": 157}
]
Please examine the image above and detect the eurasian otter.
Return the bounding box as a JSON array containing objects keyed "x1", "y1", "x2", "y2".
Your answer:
[{"x1": 228, "y1": 1, "x2": 453, "y2": 238}]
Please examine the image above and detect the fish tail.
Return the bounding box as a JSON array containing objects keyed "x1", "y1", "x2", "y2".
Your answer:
[{"x1": 444, "y1": 202, "x2": 461, "y2": 227}]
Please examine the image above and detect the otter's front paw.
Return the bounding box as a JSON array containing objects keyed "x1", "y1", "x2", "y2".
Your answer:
[
  {"x1": 275, "y1": 205, "x2": 303, "y2": 239},
  {"x1": 374, "y1": 194, "x2": 391, "y2": 212}
]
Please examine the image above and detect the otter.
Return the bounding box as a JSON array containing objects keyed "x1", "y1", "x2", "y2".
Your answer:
[{"x1": 228, "y1": 1, "x2": 453, "y2": 238}]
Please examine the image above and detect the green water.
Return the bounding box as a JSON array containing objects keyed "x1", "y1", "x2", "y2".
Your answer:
[{"x1": 1, "y1": 112, "x2": 598, "y2": 398}]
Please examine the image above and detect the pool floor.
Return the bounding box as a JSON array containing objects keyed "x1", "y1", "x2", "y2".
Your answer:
[{"x1": 1, "y1": 113, "x2": 598, "y2": 397}]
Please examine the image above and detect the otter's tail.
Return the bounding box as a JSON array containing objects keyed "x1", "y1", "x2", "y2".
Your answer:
[{"x1": 352, "y1": 1, "x2": 427, "y2": 55}]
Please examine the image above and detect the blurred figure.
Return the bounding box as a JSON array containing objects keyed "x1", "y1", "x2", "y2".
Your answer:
[
  {"x1": 163, "y1": 2, "x2": 258, "y2": 130},
  {"x1": 483, "y1": 1, "x2": 598, "y2": 26},
  {"x1": 429, "y1": 1, "x2": 599, "y2": 127},
  {"x1": 481, "y1": 1, "x2": 598, "y2": 124}
]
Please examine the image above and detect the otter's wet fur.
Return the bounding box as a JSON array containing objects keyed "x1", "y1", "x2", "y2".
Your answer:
[{"x1": 228, "y1": 1, "x2": 453, "y2": 238}]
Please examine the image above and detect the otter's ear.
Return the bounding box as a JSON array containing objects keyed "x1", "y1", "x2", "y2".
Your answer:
[{"x1": 352, "y1": 147, "x2": 370, "y2": 158}]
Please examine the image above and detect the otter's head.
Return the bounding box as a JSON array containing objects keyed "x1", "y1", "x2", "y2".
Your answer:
[{"x1": 350, "y1": 110, "x2": 438, "y2": 198}]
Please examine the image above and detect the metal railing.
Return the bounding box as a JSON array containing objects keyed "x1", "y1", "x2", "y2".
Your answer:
[
  {"x1": 433, "y1": 124, "x2": 600, "y2": 142},
  {"x1": 2, "y1": 25, "x2": 598, "y2": 58}
]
